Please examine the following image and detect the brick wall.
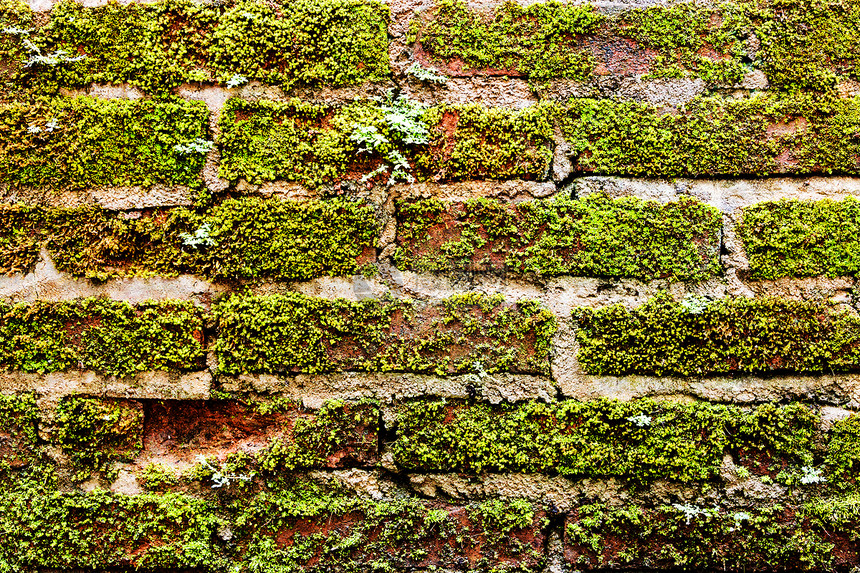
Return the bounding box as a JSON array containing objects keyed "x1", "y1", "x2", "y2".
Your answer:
[{"x1": 3, "y1": 0, "x2": 860, "y2": 570}]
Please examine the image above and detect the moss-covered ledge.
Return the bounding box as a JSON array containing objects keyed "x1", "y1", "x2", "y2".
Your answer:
[
  {"x1": 0, "y1": 96, "x2": 209, "y2": 191},
  {"x1": 4, "y1": 0, "x2": 389, "y2": 95},
  {"x1": 409, "y1": 0, "x2": 860, "y2": 92},
  {"x1": 394, "y1": 193, "x2": 722, "y2": 281},
  {"x1": 217, "y1": 97, "x2": 554, "y2": 188},
  {"x1": 391, "y1": 398, "x2": 817, "y2": 481},
  {"x1": 0, "y1": 298, "x2": 205, "y2": 377},
  {"x1": 0, "y1": 196, "x2": 379, "y2": 280},
  {"x1": 212, "y1": 292, "x2": 557, "y2": 376},
  {"x1": 575, "y1": 293, "x2": 860, "y2": 377},
  {"x1": 739, "y1": 197, "x2": 860, "y2": 279}
]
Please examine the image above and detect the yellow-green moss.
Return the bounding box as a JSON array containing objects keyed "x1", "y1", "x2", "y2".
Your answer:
[
  {"x1": 739, "y1": 197, "x2": 860, "y2": 279},
  {"x1": 392, "y1": 397, "x2": 818, "y2": 481},
  {"x1": 0, "y1": 298, "x2": 205, "y2": 376},
  {"x1": 213, "y1": 292, "x2": 556, "y2": 376},
  {"x1": 0, "y1": 96, "x2": 208, "y2": 190},
  {"x1": 0, "y1": 196, "x2": 378, "y2": 280},
  {"x1": 395, "y1": 193, "x2": 721, "y2": 280},
  {"x1": 409, "y1": 0, "x2": 601, "y2": 84},
  {"x1": 17, "y1": 0, "x2": 389, "y2": 94},
  {"x1": 576, "y1": 292, "x2": 860, "y2": 376},
  {"x1": 52, "y1": 397, "x2": 142, "y2": 467}
]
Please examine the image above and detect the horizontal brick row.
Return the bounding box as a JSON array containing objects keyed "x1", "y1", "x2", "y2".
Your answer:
[
  {"x1": 4, "y1": 0, "x2": 859, "y2": 93},
  {"x1": 0, "y1": 0, "x2": 389, "y2": 95},
  {"x1": 10, "y1": 292, "x2": 860, "y2": 378},
  {"x1": 8, "y1": 394, "x2": 858, "y2": 485},
  {"x1": 3, "y1": 93, "x2": 856, "y2": 191},
  {"x1": 411, "y1": 0, "x2": 860, "y2": 92},
  {"x1": 1, "y1": 394, "x2": 378, "y2": 471}
]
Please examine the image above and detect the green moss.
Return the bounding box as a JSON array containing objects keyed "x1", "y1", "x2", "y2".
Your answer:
[
  {"x1": 53, "y1": 397, "x2": 142, "y2": 467},
  {"x1": 575, "y1": 292, "x2": 860, "y2": 376},
  {"x1": 739, "y1": 197, "x2": 860, "y2": 279},
  {"x1": 0, "y1": 96, "x2": 208, "y2": 191},
  {"x1": 559, "y1": 92, "x2": 860, "y2": 177},
  {"x1": 18, "y1": 0, "x2": 388, "y2": 94},
  {"x1": 395, "y1": 193, "x2": 721, "y2": 280},
  {"x1": 825, "y1": 414, "x2": 860, "y2": 487},
  {"x1": 566, "y1": 501, "x2": 835, "y2": 570},
  {"x1": 0, "y1": 197, "x2": 378, "y2": 280},
  {"x1": 410, "y1": 0, "x2": 601, "y2": 84},
  {"x1": 137, "y1": 462, "x2": 179, "y2": 491},
  {"x1": 218, "y1": 97, "x2": 553, "y2": 187},
  {"x1": 391, "y1": 398, "x2": 723, "y2": 479},
  {"x1": 0, "y1": 393, "x2": 39, "y2": 472},
  {"x1": 615, "y1": 1, "x2": 747, "y2": 84},
  {"x1": 213, "y1": 292, "x2": 556, "y2": 376},
  {"x1": 415, "y1": 102, "x2": 554, "y2": 181},
  {"x1": 234, "y1": 478, "x2": 545, "y2": 572},
  {"x1": 0, "y1": 298, "x2": 205, "y2": 376},
  {"x1": 257, "y1": 399, "x2": 379, "y2": 471},
  {"x1": 0, "y1": 489, "x2": 225, "y2": 571},
  {"x1": 749, "y1": 0, "x2": 860, "y2": 91}
]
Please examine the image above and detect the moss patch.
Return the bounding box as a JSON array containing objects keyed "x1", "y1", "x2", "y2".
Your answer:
[
  {"x1": 565, "y1": 501, "x2": 836, "y2": 570},
  {"x1": 392, "y1": 397, "x2": 818, "y2": 481},
  {"x1": 409, "y1": 0, "x2": 601, "y2": 83},
  {"x1": 575, "y1": 292, "x2": 860, "y2": 376},
  {"x1": 559, "y1": 92, "x2": 860, "y2": 178},
  {"x1": 213, "y1": 292, "x2": 556, "y2": 376},
  {"x1": 0, "y1": 196, "x2": 378, "y2": 280},
  {"x1": 0, "y1": 96, "x2": 208, "y2": 191},
  {"x1": 739, "y1": 197, "x2": 860, "y2": 279},
  {"x1": 52, "y1": 397, "x2": 143, "y2": 467},
  {"x1": 16, "y1": 0, "x2": 389, "y2": 94},
  {"x1": 218, "y1": 97, "x2": 553, "y2": 187},
  {"x1": 0, "y1": 393, "x2": 39, "y2": 472},
  {"x1": 395, "y1": 193, "x2": 721, "y2": 280},
  {"x1": 233, "y1": 478, "x2": 547, "y2": 572},
  {"x1": 0, "y1": 298, "x2": 205, "y2": 376},
  {"x1": 0, "y1": 489, "x2": 225, "y2": 571}
]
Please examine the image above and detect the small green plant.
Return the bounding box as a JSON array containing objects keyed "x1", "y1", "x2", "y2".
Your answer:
[
  {"x1": 174, "y1": 138, "x2": 214, "y2": 155},
  {"x1": 180, "y1": 223, "x2": 215, "y2": 249},
  {"x1": 350, "y1": 91, "x2": 430, "y2": 185},
  {"x1": 406, "y1": 62, "x2": 448, "y2": 84},
  {"x1": 194, "y1": 455, "x2": 252, "y2": 488}
]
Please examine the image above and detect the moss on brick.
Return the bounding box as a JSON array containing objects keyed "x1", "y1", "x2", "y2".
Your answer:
[
  {"x1": 565, "y1": 501, "x2": 836, "y2": 570},
  {"x1": 393, "y1": 397, "x2": 817, "y2": 481},
  {"x1": 559, "y1": 93, "x2": 860, "y2": 177},
  {"x1": 0, "y1": 393, "x2": 39, "y2": 472},
  {"x1": 213, "y1": 292, "x2": 556, "y2": 376},
  {"x1": 53, "y1": 397, "x2": 142, "y2": 467},
  {"x1": 0, "y1": 196, "x2": 378, "y2": 280},
  {"x1": 233, "y1": 478, "x2": 547, "y2": 571},
  {"x1": 0, "y1": 96, "x2": 208, "y2": 191},
  {"x1": 17, "y1": 0, "x2": 389, "y2": 94},
  {"x1": 395, "y1": 193, "x2": 721, "y2": 280},
  {"x1": 738, "y1": 197, "x2": 860, "y2": 279},
  {"x1": 0, "y1": 298, "x2": 205, "y2": 376},
  {"x1": 575, "y1": 292, "x2": 860, "y2": 376},
  {"x1": 409, "y1": 0, "x2": 601, "y2": 83},
  {"x1": 0, "y1": 489, "x2": 225, "y2": 570},
  {"x1": 218, "y1": 97, "x2": 554, "y2": 187},
  {"x1": 825, "y1": 414, "x2": 860, "y2": 488}
]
